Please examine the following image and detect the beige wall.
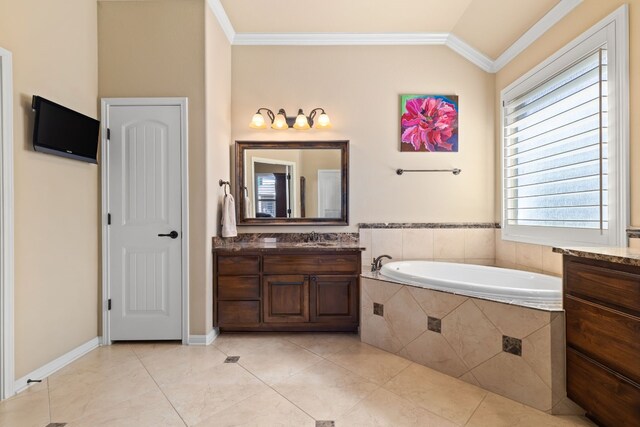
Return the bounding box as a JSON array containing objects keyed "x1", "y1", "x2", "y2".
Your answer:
[
  {"x1": 495, "y1": 0, "x2": 639, "y2": 230},
  {"x1": 99, "y1": 0, "x2": 231, "y2": 335},
  {"x1": 204, "y1": 4, "x2": 232, "y2": 330},
  {"x1": 0, "y1": 0, "x2": 99, "y2": 377},
  {"x1": 99, "y1": 0, "x2": 212, "y2": 334},
  {"x1": 232, "y1": 46, "x2": 496, "y2": 232}
]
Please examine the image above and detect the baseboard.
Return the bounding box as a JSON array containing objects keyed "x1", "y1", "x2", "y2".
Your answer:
[
  {"x1": 188, "y1": 328, "x2": 219, "y2": 345},
  {"x1": 14, "y1": 337, "x2": 99, "y2": 394}
]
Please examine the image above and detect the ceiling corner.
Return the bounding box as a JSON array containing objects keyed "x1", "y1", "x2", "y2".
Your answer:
[{"x1": 206, "y1": 0, "x2": 236, "y2": 44}]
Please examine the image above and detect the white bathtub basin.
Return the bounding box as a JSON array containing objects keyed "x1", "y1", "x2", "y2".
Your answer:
[{"x1": 379, "y1": 260, "x2": 561, "y2": 304}]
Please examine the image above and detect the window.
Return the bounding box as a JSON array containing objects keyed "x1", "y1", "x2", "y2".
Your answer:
[{"x1": 501, "y1": 6, "x2": 628, "y2": 247}]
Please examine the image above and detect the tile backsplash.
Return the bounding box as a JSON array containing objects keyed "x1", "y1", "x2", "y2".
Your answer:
[
  {"x1": 359, "y1": 224, "x2": 563, "y2": 276},
  {"x1": 360, "y1": 225, "x2": 496, "y2": 272}
]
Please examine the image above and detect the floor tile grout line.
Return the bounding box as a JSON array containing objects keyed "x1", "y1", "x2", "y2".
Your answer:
[
  {"x1": 234, "y1": 360, "x2": 320, "y2": 422},
  {"x1": 46, "y1": 379, "x2": 53, "y2": 425},
  {"x1": 462, "y1": 392, "x2": 489, "y2": 426},
  {"x1": 378, "y1": 363, "x2": 471, "y2": 426},
  {"x1": 132, "y1": 347, "x2": 189, "y2": 427}
]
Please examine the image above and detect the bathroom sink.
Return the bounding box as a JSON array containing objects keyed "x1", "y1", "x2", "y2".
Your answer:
[{"x1": 298, "y1": 241, "x2": 336, "y2": 247}]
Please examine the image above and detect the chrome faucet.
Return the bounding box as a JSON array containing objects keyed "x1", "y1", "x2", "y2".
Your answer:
[{"x1": 371, "y1": 255, "x2": 392, "y2": 272}]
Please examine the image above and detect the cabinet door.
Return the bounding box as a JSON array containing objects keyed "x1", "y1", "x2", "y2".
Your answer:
[
  {"x1": 263, "y1": 275, "x2": 309, "y2": 323},
  {"x1": 310, "y1": 275, "x2": 358, "y2": 323}
]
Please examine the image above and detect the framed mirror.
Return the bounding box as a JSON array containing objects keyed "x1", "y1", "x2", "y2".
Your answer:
[{"x1": 235, "y1": 140, "x2": 349, "y2": 225}]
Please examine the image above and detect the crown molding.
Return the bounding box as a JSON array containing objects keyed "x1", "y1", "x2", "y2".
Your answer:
[
  {"x1": 206, "y1": 0, "x2": 584, "y2": 74},
  {"x1": 492, "y1": 0, "x2": 583, "y2": 72},
  {"x1": 232, "y1": 32, "x2": 449, "y2": 46},
  {"x1": 206, "y1": 0, "x2": 235, "y2": 44},
  {"x1": 445, "y1": 34, "x2": 493, "y2": 73}
]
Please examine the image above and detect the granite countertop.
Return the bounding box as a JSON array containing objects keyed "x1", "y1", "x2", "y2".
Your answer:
[
  {"x1": 212, "y1": 241, "x2": 365, "y2": 252},
  {"x1": 212, "y1": 232, "x2": 364, "y2": 252},
  {"x1": 553, "y1": 246, "x2": 640, "y2": 267}
]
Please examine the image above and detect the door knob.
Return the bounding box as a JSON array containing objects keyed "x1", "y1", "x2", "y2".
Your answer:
[{"x1": 158, "y1": 231, "x2": 179, "y2": 239}]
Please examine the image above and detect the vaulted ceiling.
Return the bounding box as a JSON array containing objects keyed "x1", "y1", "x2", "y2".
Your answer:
[{"x1": 219, "y1": 0, "x2": 562, "y2": 60}]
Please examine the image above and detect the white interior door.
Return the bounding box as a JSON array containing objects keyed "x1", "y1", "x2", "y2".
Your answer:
[
  {"x1": 317, "y1": 169, "x2": 341, "y2": 218},
  {"x1": 107, "y1": 103, "x2": 184, "y2": 340}
]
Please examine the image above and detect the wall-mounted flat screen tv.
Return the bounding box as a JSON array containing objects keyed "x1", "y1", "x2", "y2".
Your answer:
[{"x1": 32, "y1": 95, "x2": 100, "y2": 164}]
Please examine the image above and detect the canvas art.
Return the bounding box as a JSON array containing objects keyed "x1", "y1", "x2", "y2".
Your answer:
[{"x1": 400, "y1": 94, "x2": 459, "y2": 152}]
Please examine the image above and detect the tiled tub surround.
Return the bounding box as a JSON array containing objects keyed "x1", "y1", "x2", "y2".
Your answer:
[
  {"x1": 360, "y1": 276, "x2": 571, "y2": 414},
  {"x1": 359, "y1": 224, "x2": 564, "y2": 276}
]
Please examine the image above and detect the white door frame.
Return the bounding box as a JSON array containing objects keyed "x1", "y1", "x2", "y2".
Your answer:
[
  {"x1": 0, "y1": 47, "x2": 15, "y2": 399},
  {"x1": 101, "y1": 98, "x2": 189, "y2": 345}
]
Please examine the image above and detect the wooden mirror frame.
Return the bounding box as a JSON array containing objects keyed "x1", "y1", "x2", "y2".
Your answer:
[{"x1": 235, "y1": 140, "x2": 349, "y2": 226}]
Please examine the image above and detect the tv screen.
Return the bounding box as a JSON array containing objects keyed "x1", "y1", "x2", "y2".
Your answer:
[{"x1": 32, "y1": 95, "x2": 100, "y2": 163}]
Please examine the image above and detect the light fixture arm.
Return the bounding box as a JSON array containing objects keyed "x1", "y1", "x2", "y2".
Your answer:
[
  {"x1": 308, "y1": 108, "x2": 325, "y2": 124},
  {"x1": 255, "y1": 108, "x2": 275, "y2": 123}
]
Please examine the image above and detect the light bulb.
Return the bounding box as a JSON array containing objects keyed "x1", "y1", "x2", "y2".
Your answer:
[
  {"x1": 271, "y1": 112, "x2": 288, "y2": 130},
  {"x1": 249, "y1": 113, "x2": 266, "y2": 129},
  {"x1": 315, "y1": 113, "x2": 332, "y2": 129},
  {"x1": 293, "y1": 109, "x2": 310, "y2": 130}
]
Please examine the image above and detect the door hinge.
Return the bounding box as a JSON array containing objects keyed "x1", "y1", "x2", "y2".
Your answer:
[
  {"x1": 106, "y1": 128, "x2": 111, "y2": 140},
  {"x1": 107, "y1": 213, "x2": 111, "y2": 225},
  {"x1": 287, "y1": 174, "x2": 291, "y2": 180},
  {"x1": 287, "y1": 208, "x2": 292, "y2": 214},
  {"x1": 107, "y1": 299, "x2": 112, "y2": 310}
]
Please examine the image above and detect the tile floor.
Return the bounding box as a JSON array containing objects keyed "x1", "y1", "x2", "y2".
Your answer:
[{"x1": 0, "y1": 333, "x2": 596, "y2": 427}]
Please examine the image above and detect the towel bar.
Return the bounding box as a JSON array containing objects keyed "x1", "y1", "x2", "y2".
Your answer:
[{"x1": 396, "y1": 168, "x2": 461, "y2": 175}]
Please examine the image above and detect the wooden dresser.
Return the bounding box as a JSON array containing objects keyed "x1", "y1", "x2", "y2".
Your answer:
[
  {"x1": 562, "y1": 252, "x2": 640, "y2": 426},
  {"x1": 213, "y1": 246, "x2": 362, "y2": 332}
]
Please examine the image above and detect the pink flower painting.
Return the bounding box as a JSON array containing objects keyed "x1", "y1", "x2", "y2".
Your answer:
[{"x1": 400, "y1": 95, "x2": 458, "y2": 152}]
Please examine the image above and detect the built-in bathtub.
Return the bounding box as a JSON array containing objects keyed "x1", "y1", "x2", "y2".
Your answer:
[
  {"x1": 361, "y1": 261, "x2": 575, "y2": 414},
  {"x1": 380, "y1": 260, "x2": 561, "y2": 309}
]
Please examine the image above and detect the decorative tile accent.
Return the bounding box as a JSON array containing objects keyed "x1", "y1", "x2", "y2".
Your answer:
[
  {"x1": 359, "y1": 223, "x2": 500, "y2": 229},
  {"x1": 224, "y1": 356, "x2": 240, "y2": 363},
  {"x1": 502, "y1": 336, "x2": 522, "y2": 356},
  {"x1": 428, "y1": 316, "x2": 441, "y2": 333},
  {"x1": 316, "y1": 421, "x2": 335, "y2": 427},
  {"x1": 373, "y1": 303, "x2": 384, "y2": 316},
  {"x1": 627, "y1": 227, "x2": 640, "y2": 238}
]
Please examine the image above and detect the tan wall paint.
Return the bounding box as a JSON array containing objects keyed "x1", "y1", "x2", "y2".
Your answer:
[
  {"x1": 494, "y1": 0, "x2": 639, "y2": 231},
  {"x1": 98, "y1": 0, "x2": 210, "y2": 334},
  {"x1": 204, "y1": 5, "x2": 232, "y2": 334},
  {"x1": 232, "y1": 45, "x2": 496, "y2": 232},
  {"x1": 0, "y1": 0, "x2": 99, "y2": 377}
]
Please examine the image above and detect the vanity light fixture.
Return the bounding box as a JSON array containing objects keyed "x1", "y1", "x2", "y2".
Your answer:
[{"x1": 249, "y1": 107, "x2": 332, "y2": 130}]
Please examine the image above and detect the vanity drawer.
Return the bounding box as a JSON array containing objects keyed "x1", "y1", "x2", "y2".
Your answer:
[
  {"x1": 567, "y1": 348, "x2": 640, "y2": 427},
  {"x1": 565, "y1": 296, "x2": 640, "y2": 384},
  {"x1": 218, "y1": 276, "x2": 260, "y2": 300},
  {"x1": 218, "y1": 301, "x2": 260, "y2": 325},
  {"x1": 263, "y1": 254, "x2": 359, "y2": 274},
  {"x1": 565, "y1": 259, "x2": 640, "y2": 313},
  {"x1": 217, "y1": 255, "x2": 260, "y2": 275}
]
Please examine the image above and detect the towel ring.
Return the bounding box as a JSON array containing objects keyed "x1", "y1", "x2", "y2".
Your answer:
[{"x1": 219, "y1": 179, "x2": 230, "y2": 196}]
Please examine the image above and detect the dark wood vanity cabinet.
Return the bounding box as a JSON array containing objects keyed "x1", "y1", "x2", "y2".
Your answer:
[
  {"x1": 563, "y1": 256, "x2": 640, "y2": 427},
  {"x1": 214, "y1": 250, "x2": 361, "y2": 332}
]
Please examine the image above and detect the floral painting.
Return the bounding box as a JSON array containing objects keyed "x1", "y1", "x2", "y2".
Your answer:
[{"x1": 400, "y1": 94, "x2": 458, "y2": 152}]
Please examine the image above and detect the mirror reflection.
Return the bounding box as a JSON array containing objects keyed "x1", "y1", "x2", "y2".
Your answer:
[
  {"x1": 235, "y1": 140, "x2": 348, "y2": 225},
  {"x1": 243, "y1": 149, "x2": 342, "y2": 219}
]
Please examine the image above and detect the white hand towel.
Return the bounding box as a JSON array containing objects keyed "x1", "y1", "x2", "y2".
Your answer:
[
  {"x1": 244, "y1": 195, "x2": 253, "y2": 218},
  {"x1": 221, "y1": 194, "x2": 237, "y2": 237}
]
